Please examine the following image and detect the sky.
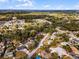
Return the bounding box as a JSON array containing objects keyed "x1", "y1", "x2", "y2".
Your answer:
[{"x1": 0, "y1": 0, "x2": 79, "y2": 10}]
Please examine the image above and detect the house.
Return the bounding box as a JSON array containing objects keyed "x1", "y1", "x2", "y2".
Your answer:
[
  {"x1": 70, "y1": 46, "x2": 79, "y2": 55},
  {"x1": 61, "y1": 42, "x2": 68, "y2": 46},
  {"x1": 3, "y1": 18, "x2": 25, "y2": 30},
  {"x1": 50, "y1": 47, "x2": 68, "y2": 57},
  {"x1": 4, "y1": 47, "x2": 15, "y2": 58},
  {"x1": 69, "y1": 38, "x2": 79, "y2": 44}
]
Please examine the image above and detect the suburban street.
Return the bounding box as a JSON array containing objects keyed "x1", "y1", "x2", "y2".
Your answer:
[{"x1": 28, "y1": 33, "x2": 50, "y2": 58}]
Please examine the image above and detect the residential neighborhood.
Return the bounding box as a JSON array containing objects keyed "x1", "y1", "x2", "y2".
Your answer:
[{"x1": 0, "y1": 11, "x2": 79, "y2": 59}]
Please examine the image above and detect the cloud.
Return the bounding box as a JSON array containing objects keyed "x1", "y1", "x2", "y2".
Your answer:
[
  {"x1": 74, "y1": 3, "x2": 79, "y2": 10},
  {"x1": 43, "y1": 4, "x2": 65, "y2": 10},
  {"x1": 16, "y1": 3, "x2": 32, "y2": 7},
  {"x1": 8, "y1": 0, "x2": 34, "y2": 9},
  {"x1": 18, "y1": 0, "x2": 30, "y2": 2},
  {"x1": 44, "y1": 5, "x2": 51, "y2": 8},
  {"x1": 16, "y1": 0, "x2": 33, "y2": 7},
  {"x1": 54, "y1": 5, "x2": 64, "y2": 10},
  {"x1": 0, "y1": 0, "x2": 8, "y2": 3}
]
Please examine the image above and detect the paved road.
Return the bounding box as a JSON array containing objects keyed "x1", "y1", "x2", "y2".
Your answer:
[{"x1": 28, "y1": 33, "x2": 50, "y2": 58}]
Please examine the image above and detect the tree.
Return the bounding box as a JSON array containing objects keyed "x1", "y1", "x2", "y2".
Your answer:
[
  {"x1": 51, "y1": 52, "x2": 59, "y2": 59},
  {"x1": 62, "y1": 55, "x2": 72, "y2": 59},
  {"x1": 29, "y1": 30, "x2": 37, "y2": 37},
  {"x1": 62, "y1": 34, "x2": 69, "y2": 42},
  {"x1": 0, "y1": 34, "x2": 3, "y2": 42},
  {"x1": 62, "y1": 45, "x2": 72, "y2": 52}
]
